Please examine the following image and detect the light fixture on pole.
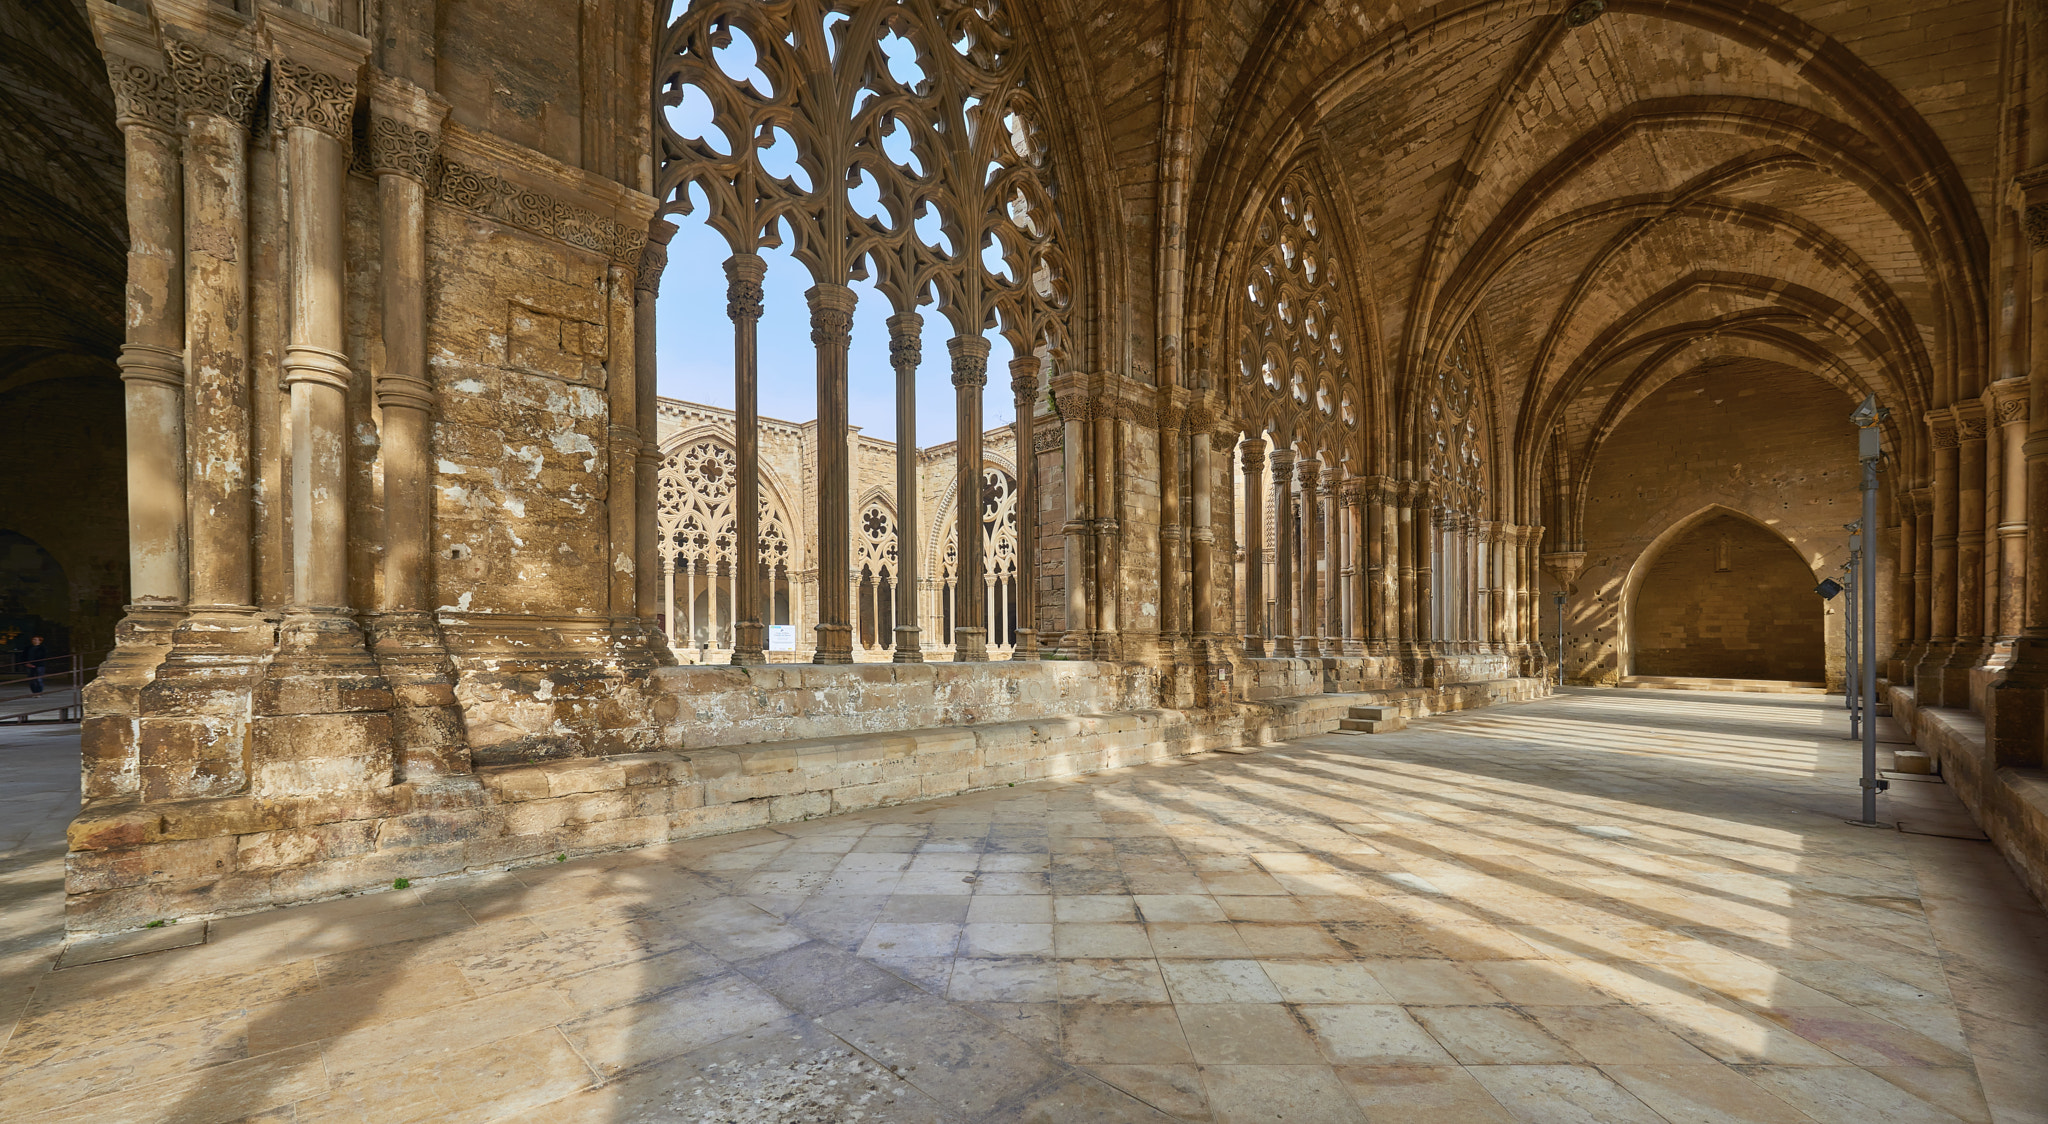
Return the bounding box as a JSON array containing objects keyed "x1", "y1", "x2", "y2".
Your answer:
[
  {"x1": 1844, "y1": 524, "x2": 1861, "y2": 740},
  {"x1": 1849, "y1": 395, "x2": 1887, "y2": 826}
]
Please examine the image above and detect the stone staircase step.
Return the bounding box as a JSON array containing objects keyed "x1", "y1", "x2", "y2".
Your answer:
[
  {"x1": 1892, "y1": 749, "x2": 1935, "y2": 775},
  {"x1": 1337, "y1": 705, "x2": 1407, "y2": 734}
]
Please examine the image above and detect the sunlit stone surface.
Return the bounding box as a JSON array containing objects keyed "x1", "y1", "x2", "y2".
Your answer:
[{"x1": 3, "y1": 690, "x2": 2044, "y2": 1123}]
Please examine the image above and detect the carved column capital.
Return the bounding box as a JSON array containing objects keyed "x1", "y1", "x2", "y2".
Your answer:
[
  {"x1": 260, "y1": 5, "x2": 369, "y2": 141},
  {"x1": 89, "y1": 3, "x2": 179, "y2": 134},
  {"x1": 1951, "y1": 400, "x2": 1988, "y2": 444},
  {"x1": 634, "y1": 227, "x2": 672, "y2": 298},
  {"x1": 948, "y1": 335, "x2": 991, "y2": 390},
  {"x1": 805, "y1": 283, "x2": 857, "y2": 346},
  {"x1": 1053, "y1": 380, "x2": 1092, "y2": 423},
  {"x1": 2028, "y1": 203, "x2": 2048, "y2": 250},
  {"x1": 726, "y1": 254, "x2": 767, "y2": 324},
  {"x1": 1008, "y1": 355, "x2": 1040, "y2": 403},
  {"x1": 1925, "y1": 410, "x2": 1959, "y2": 450},
  {"x1": 1296, "y1": 457, "x2": 1321, "y2": 488},
  {"x1": 1239, "y1": 436, "x2": 1267, "y2": 471},
  {"x1": 162, "y1": 37, "x2": 263, "y2": 127},
  {"x1": 1990, "y1": 377, "x2": 2029, "y2": 426}
]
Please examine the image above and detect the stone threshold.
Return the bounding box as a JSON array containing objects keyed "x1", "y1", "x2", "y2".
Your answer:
[
  {"x1": 1889, "y1": 685, "x2": 2048, "y2": 908},
  {"x1": 64, "y1": 677, "x2": 1550, "y2": 935}
]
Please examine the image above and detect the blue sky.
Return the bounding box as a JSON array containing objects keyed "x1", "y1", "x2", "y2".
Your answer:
[{"x1": 652, "y1": 26, "x2": 1017, "y2": 445}]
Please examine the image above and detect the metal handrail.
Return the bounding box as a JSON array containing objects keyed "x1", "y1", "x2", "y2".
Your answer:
[{"x1": 0, "y1": 648, "x2": 106, "y2": 724}]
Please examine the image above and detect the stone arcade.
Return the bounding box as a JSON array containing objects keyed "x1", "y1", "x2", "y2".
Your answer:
[{"x1": 8, "y1": 0, "x2": 2042, "y2": 943}]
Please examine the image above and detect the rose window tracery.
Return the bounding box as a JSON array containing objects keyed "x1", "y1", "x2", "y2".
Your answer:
[{"x1": 1236, "y1": 169, "x2": 1356, "y2": 434}]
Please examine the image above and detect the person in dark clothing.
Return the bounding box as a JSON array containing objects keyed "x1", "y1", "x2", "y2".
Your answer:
[{"x1": 20, "y1": 635, "x2": 46, "y2": 695}]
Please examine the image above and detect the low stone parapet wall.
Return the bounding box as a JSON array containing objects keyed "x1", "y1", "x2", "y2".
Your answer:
[
  {"x1": 66, "y1": 661, "x2": 1550, "y2": 934},
  {"x1": 1889, "y1": 685, "x2": 2048, "y2": 908}
]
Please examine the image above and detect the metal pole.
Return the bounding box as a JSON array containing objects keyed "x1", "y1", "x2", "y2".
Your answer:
[
  {"x1": 1554, "y1": 591, "x2": 1566, "y2": 687},
  {"x1": 1854, "y1": 397, "x2": 1884, "y2": 825},
  {"x1": 1845, "y1": 534, "x2": 1859, "y2": 740}
]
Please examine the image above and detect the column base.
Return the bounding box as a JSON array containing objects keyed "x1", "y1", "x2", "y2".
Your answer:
[
  {"x1": 251, "y1": 609, "x2": 398, "y2": 799},
  {"x1": 81, "y1": 604, "x2": 187, "y2": 799},
  {"x1": 953, "y1": 627, "x2": 989, "y2": 662},
  {"x1": 1242, "y1": 636, "x2": 1267, "y2": 658},
  {"x1": 1010, "y1": 628, "x2": 1039, "y2": 661},
  {"x1": 731, "y1": 621, "x2": 766, "y2": 667},
  {"x1": 1988, "y1": 635, "x2": 2048, "y2": 771},
  {"x1": 893, "y1": 625, "x2": 925, "y2": 663},
  {"x1": 813, "y1": 623, "x2": 854, "y2": 665},
  {"x1": 1912, "y1": 643, "x2": 1961, "y2": 708},
  {"x1": 1936, "y1": 640, "x2": 1993, "y2": 711},
  {"x1": 136, "y1": 607, "x2": 277, "y2": 802},
  {"x1": 369, "y1": 611, "x2": 472, "y2": 783}
]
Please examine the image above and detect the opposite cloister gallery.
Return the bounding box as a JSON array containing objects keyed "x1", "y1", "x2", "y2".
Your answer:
[{"x1": 7, "y1": 0, "x2": 2048, "y2": 1110}]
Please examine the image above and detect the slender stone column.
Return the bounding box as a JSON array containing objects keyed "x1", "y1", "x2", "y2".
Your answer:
[
  {"x1": 135, "y1": 31, "x2": 266, "y2": 802},
  {"x1": 728, "y1": 256, "x2": 768, "y2": 664},
  {"x1": 1189, "y1": 413, "x2": 1220, "y2": 643},
  {"x1": 1241, "y1": 438, "x2": 1268, "y2": 657},
  {"x1": 808, "y1": 283, "x2": 857, "y2": 663},
  {"x1": 1322, "y1": 468, "x2": 1342, "y2": 650},
  {"x1": 1993, "y1": 379, "x2": 2030, "y2": 643},
  {"x1": 1416, "y1": 496, "x2": 1437, "y2": 656},
  {"x1": 888, "y1": 313, "x2": 925, "y2": 661},
  {"x1": 1093, "y1": 397, "x2": 1120, "y2": 651},
  {"x1": 950, "y1": 335, "x2": 991, "y2": 661},
  {"x1": 83, "y1": 12, "x2": 186, "y2": 797},
  {"x1": 1011, "y1": 355, "x2": 1042, "y2": 659},
  {"x1": 1890, "y1": 497, "x2": 1919, "y2": 681},
  {"x1": 364, "y1": 77, "x2": 466, "y2": 781},
  {"x1": 1939, "y1": 403, "x2": 1991, "y2": 697},
  {"x1": 1397, "y1": 484, "x2": 1418, "y2": 648},
  {"x1": 1917, "y1": 413, "x2": 1962, "y2": 700},
  {"x1": 1159, "y1": 398, "x2": 1184, "y2": 656},
  {"x1": 1297, "y1": 458, "x2": 1321, "y2": 657},
  {"x1": 635, "y1": 225, "x2": 673, "y2": 651},
  {"x1": 1914, "y1": 489, "x2": 1935, "y2": 664},
  {"x1": 1344, "y1": 478, "x2": 1365, "y2": 654},
  {"x1": 1056, "y1": 383, "x2": 1091, "y2": 656},
  {"x1": 1371, "y1": 479, "x2": 1396, "y2": 650},
  {"x1": 1269, "y1": 447, "x2": 1297, "y2": 657}
]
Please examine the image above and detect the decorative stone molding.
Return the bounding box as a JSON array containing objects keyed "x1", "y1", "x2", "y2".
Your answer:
[
  {"x1": 1926, "y1": 410, "x2": 1960, "y2": 450},
  {"x1": 634, "y1": 237, "x2": 669, "y2": 299},
  {"x1": 430, "y1": 155, "x2": 647, "y2": 266},
  {"x1": 806, "y1": 285, "x2": 856, "y2": 346},
  {"x1": 2027, "y1": 203, "x2": 2048, "y2": 250},
  {"x1": 948, "y1": 336, "x2": 990, "y2": 390},
  {"x1": 724, "y1": 256, "x2": 765, "y2": 324},
  {"x1": 366, "y1": 116, "x2": 436, "y2": 181},
  {"x1": 105, "y1": 61, "x2": 180, "y2": 134},
  {"x1": 1239, "y1": 438, "x2": 1268, "y2": 471},
  {"x1": 1952, "y1": 401, "x2": 1988, "y2": 443},
  {"x1": 271, "y1": 58, "x2": 356, "y2": 140},
  {"x1": 1032, "y1": 426, "x2": 1063, "y2": 454},
  {"x1": 1990, "y1": 377, "x2": 2029, "y2": 426},
  {"x1": 1053, "y1": 386, "x2": 1093, "y2": 424},
  {"x1": 163, "y1": 38, "x2": 262, "y2": 126}
]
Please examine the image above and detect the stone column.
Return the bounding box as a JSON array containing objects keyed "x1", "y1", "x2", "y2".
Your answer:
[
  {"x1": 1416, "y1": 495, "x2": 1437, "y2": 656},
  {"x1": 1189, "y1": 412, "x2": 1220, "y2": 644},
  {"x1": 888, "y1": 313, "x2": 924, "y2": 661},
  {"x1": 253, "y1": 16, "x2": 400, "y2": 798},
  {"x1": 1993, "y1": 378, "x2": 2030, "y2": 644},
  {"x1": 137, "y1": 30, "x2": 266, "y2": 802},
  {"x1": 1890, "y1": 496, "x2": 1919, "y2": 682},
  {"x1": 83, "y1": 11, "x2": 186, "y2": 797},
  {"x1": 1297, "y1": 458, "x2": 1321, "y2": 657},
  {"x1": 1011, "y1": 356, "x2": 1042, "y2": 659},
  {"x1": 1344, "y1": 477, "x2": 1366, "y2": 655},
  {"x1": 728, "y1": 255, "x2": 768, "y2": 665},
  {"x1": 1241, "y1": 438, "x2": 1268, "y2": 657},
  {"x1": 1990, "y1": 188, "x2": 2048, "y2": 768},
  {"x1": 1397, "y1": 483, "x2": 1418, "y2": 649},
  {"x1": 1093, "y1": 396, "x2": 1120, "y2": 653},
  {"x1": 1158, "y1": 398, "x2": 1184, "y2": 658},
  {"x1": 1055, "y1": 381, "x2": 1091, "y2": 656},
  {"x1": 364, "y1": 77, "x2": 466, "y2": 781},
  {"x1": 1269, "y1": 447, "x2": 1297, "y2": 657},
  {"x1": 950, "y1": 335, "x2": 990, "y2": 661},
  {"x1": 807, "y1": 283, "x2": 856, "y2": 663},
  {"x1": 1938, "y1": 403, "x2": 1991, "y2": 698},
  {"x1": 1917, "y1": 410, "x2": 1961, "y2": 700},
  {"x1": 1370, "y1": 478, "x2": 1395, "y2": 651},
  {"x1": 1914, "y1": 488, "x2": 1935, "y2": 669}
]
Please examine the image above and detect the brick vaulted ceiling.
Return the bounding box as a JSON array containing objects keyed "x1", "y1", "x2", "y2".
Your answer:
[{"x1": 1127, "y1": 0, "x2": 2000, "y2": 523}]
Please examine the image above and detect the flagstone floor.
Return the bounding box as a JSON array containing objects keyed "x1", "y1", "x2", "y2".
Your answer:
[{"x1": 3, "y1": 688, "x2": 2047, "y2": 1123}]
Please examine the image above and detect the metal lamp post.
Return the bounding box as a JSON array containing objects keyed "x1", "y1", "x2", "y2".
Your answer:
[
  {"x1": 1844, "y1": 526, "x2": 1860, "y2": 740},
  {"x1": 1850, "y1": 395, "x2": 1885, "y2": 825}
]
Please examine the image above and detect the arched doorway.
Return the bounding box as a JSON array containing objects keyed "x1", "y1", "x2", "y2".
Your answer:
[{"x1": 1630, "y1": 512, "x2": 1824, "y2": 682}]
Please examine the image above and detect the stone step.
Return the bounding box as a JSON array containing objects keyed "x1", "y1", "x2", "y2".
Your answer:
[
  {"x1": 1892, "y1": 749, "x2": 1936, "y2": 775},
  {"x1": 1337, "y1": 705, "x2": 1407, "y2": 734}
]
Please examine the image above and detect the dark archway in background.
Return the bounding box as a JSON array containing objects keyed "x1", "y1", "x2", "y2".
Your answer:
[{"x1": 1631, "y1": 512, "x2": 1825, "y2": 682}]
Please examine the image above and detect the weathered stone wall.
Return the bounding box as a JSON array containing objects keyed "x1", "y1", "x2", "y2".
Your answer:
[
  {"x1": 1564, "y1": 365, "x2": 1888, "y2": 687},
  {"x1": 1633, "y1": 514, "x2": 1828, "y2": 682}
]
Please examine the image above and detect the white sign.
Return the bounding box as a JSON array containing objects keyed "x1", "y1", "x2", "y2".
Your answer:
[{"x1": 769, "y1": 625, "x2": 796, "y2": 652}]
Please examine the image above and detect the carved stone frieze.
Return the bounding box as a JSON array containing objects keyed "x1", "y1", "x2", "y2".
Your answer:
[
  {"x1": 1032, "y1": 426, "x2": 1063, "y2": 454},
  {"x1": 1925, "y1": 410, "x2": 1959, "y2": 450},
  {"x1": 1989, "y1": 377, "x2": 2029, "y2": 426},
  {"x1": 163, "y1": 39, "x2": 262, "y2": 127},
  {"x1": 2027, "y1": 203, "x2": 2048, "y2": 250},
  {"x1": 271, "y1": 58, "x2": 357, "y2": 140},
  {"x1": 1952, "y1": 401, "x2": 1988, "y2": 443},
  {"x1": 429, "y1": 156, "x2": 647, "y2": 266}
]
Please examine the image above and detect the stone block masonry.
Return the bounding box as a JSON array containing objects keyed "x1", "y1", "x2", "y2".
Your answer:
[{"x1": 64, "y1": 660, "x2": 1546, "y2": 933}]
